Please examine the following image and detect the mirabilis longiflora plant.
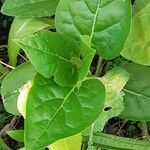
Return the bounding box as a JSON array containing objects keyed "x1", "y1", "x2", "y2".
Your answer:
[{"x1": 2, "y1": 0, "x2": 150, "y2": 150}]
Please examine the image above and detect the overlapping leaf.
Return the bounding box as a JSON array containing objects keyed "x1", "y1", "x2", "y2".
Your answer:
[
  {"x1": 49, "y1": 133, "x2": 82, "y2": 150},
  {"x1": 120, "y1": 63, "x2": 150, "y2": 121},
  {"x1": 55, "y1": 0, "x2": 131, "y2": 59},
  {"x1": 7, "y1": 130, "x2": 24, "y2": 143},
  {"x1": 132, "y1": 0, "x2": 150, "y2": 16},
  {"x1": 15, "y1": 31, "x2": 95, "y2": 86},
  {"x1": 1, "y1": 0, "x2": 60, "y2": 17},
  {"x1": 8, "y1": 17, "x2": 54, "y2": 66},
  {"x1": 25, "y1": 74, "x2": 105, "y2": 150},
  {"x1": 94, "y1": 67, "x2": 129, "y2": 131},
  {"x1": 121, "y1": 4, "x2": 150, "y2": 65},
  {"x1": 1, "y1": 62, "x2": 36, "y2": 115}
]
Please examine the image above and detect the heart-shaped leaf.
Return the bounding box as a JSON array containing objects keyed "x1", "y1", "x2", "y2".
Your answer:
[
  {"x1": 55, "y1": 0, "x2": 131, "y2": 59},
  {"x1": 120, "y1": 63, "x2": 150, "y2": 121},
  {"x1": 121, "y1": 4, "x2": 150, "y2": 65},
  {"x1": 1, "y1": 0, "x2": 60, "y2": 17},
  {"x1": 25, "y1": 74, "x2": 105, "y2": 150},
  {"x1": 1, "y1": 62, "x2": 36, "y2": 115},
  {"x1": 15, "y1": 31, "x2": 95, "y2": 86}
]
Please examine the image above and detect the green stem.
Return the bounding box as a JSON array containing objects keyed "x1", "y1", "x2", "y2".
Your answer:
[
  {"x1": 86, "y1": 56, "x2": 103, "y2": 150},
  {"x1": 141, "y1": 121, "x2": 149, "y2": 140},
  {"x1": 95, "y1": 57, "x2": 102, "y2": 77},
  {"x1": 83, "y1": 133, "x2": 150, "y2": 149},
  {"x1": 0, "y1": 136, "x2": 10, "y2": 150},
  {"x1": 81, "y1": 144, "x2": 87, "y2": 150},
  {"x1": 87, "y1": 124, "x2": 95, "y2": 150}
]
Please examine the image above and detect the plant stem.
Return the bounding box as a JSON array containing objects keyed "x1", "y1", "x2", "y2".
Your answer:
[
  {"x1": 0, "y1": 45, "x2": 7, "y2": 49},
  {"x1": 0, "y1": 117, "x2": 19, "y2": 150},
  {"x1": 95, "y1": 57, "x2": 102, "y2": 77},
  {"x1": 87, "y1": 124, "x2": 95, "y2": 150},
  {"x1": 0, "y1": 117, "x2": 18, "y2": 136},
  {"x1": 0, "y1": 136, "x2": 10, "y2": 150},
  {"x1": 0, "y1": 60, "x2": 15, "y2": 69},
  {"x1": 86, "y1": 56, "x2": 103, "y2": 150},
  {"x1": 141, "y1": 121, "x2": 149, "y2": 140},
  {"x1": 81, "y1": 144, "x2": 86, "y2": 150}
]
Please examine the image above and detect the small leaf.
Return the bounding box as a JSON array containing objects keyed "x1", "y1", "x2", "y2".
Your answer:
[
  {"x1": 121, "y1": 4, "x2": 150, "y2": 65},
  {"x1": 1, "y1": 62, "x2": 36, "y2": 115},
  {"x1": 15, "y1": 31, "x2": 95, "y2": 86},
  {"x1": 94, "y1": 67, "x2": 129, "y2": 131},
  {"x1": 8, "y1": 17, "x2": 54, "y2": 66},
  {"x1": 25, "y1": 74, "x2": 105, "y2": 150},
  {"x1": 120, "y1": 63, "x2": 150, "y2": 121},
  {"x1": 1, "y1": 0, "x2": 60, "y2": 17},
  {"x1": 55, "y1": 0, "x2": 131, "y2": 59},
  {"x1": 7, "y1": 130, "x2": 24, "y2": 143}
]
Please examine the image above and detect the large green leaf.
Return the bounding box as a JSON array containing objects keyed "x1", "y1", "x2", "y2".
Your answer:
[
  {"x1": 1, "y1": 0, "x2": 60, "y2": 17},
  {"x1": 55, "y1": 0, "x2": 131, "y2": 59},
  {"x1": 121, "y1": 4, "x2": 150, "y2": 65},
  {"x1": 120, "y1": 63, "x2": 150, "y2": 121},
  {"x1": 8, "y1": 17, "x2": 54, "y2": 66},
  {"x1": 1, "y1": 62, "x2": 36, "y2": 115},
  {"x1": 25, "y1": 74, "x2": 105, "y2": 150},
  {"x1": 15, "y1": 31, "x2": 95, "y2": 86},
  {"x1": 94, "y1": 67, "x2": 129, "y2": 132}
]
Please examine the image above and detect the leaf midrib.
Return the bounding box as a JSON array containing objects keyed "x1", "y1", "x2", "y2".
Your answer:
[
  {"x1": 31, "y1": 84, "x2": 77, "y2": 148},
  {"x1": 20, "y1": 43, "x2": 73, "y2": 64},
  {"x1": 90, "y1": 0, "x2": 100, "y2": 38}
]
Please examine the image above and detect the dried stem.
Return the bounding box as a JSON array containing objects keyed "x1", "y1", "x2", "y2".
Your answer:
[{"x1": 0, "y1": 60, "x2": 15, "y2": 69}]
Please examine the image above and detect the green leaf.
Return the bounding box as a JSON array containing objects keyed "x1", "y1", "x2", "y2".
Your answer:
[
  {"x1": 55, "y1": 0, "x2": 131, "y2": 59},
  {"x1": 94, "y1": 67, "x2": 129, "y2": 132},
  {"x1": 120, "y1": 63, "x2": 150, "y2": 121},
  {"x1": 1, "y1": 62, "x2": 36, "y2": 115},
  {"x1": 15, "y1": 31, "x2": 95, "y2": 86},
  {"x1": 7, "y1": 130, "x2": 24, "y2": 143},
  {"x1": 121, "y1": 4, "x2": 150, "y2": 65},
  {"x1": 1, "y1": 0, "x2": 60, "y2": 17},
  {"x1": 48, "y1": 133, "x2": 82, "y2": 150},
  {"x1": 132, "y1": 0, "x2": 150, "y2": 16},
  {"x1": 25, "y1": 74, "x2": 105, "y2": 150},
  {"x1": 83, "y1": 132, "x2": 150, "y2": 149},
  {"x1": 8, "y1": 17, "x2": 54, "y2": 66}
]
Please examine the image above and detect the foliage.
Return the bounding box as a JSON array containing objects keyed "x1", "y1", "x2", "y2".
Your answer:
[
  {"x1": 8, "y1": 17, "x2": 54, "y2": 66},
  {"x1": 1, "y1": 0, "x2": 150, "y2": 150}
]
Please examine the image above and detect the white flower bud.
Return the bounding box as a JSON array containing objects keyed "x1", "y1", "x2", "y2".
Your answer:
[{"x1": 17, "y1": 81, "x2": 32, "y2": 118}]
